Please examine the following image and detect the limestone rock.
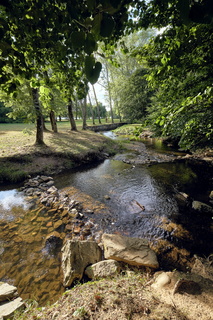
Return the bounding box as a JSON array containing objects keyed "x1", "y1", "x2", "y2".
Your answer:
[
  {"x1": 0, "y1": 283, "x2": 18, "y2": 302},
  {"x1": 40, "y1": 175, "x2": 53, "y2": 182},
  {"x1": 209, "y1": 191, "x2": 213, "y2": 200},
  {"x1": 102, "y1": 234, "x2": 159, "y2": 269},
  {"x1": 0, "y1": 297, "x2": 24, "y2": 319},
  {"x1": 192, "y1": 200, "x2": 213, "y2": 215},
  {"x1": 151, "y1": 272, "x2": 171, "y2": 289},
  {"x1": 61, "y1": 240, "x2": 102, "y2": 287},
  {"x1": 85, "y1": 259, "x2": 121, "y2": 279}
]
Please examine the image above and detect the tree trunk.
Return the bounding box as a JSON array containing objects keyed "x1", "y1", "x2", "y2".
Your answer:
[
  {"x1": 42, "y1": 116, "x2": 48, "y2": 132},
  {"x1": 75, "y1": 100, "x2": 79, "y2": 120},
  {"x1": 115, "y1": 100, "x2": 122, "y2": 122},
  {"x1": 106, "y1": 64, "x2": 114, "y2": 123},
  {"x1": 43, "y1": 70, "x2": 57, "y2": 132},
  {"x1": 32, "y1": 87, "x2": 45, "y2": 145},
  {"x1": 50, "y1": 110, "x2": 58, "y2": 133},
  {"x1": 88, "y1": 92, "x2": 95, "y2": 125},
  {"x1": 67, "y1": 99, "x2": 77, "y2": 131},
  {"x1": 81, "y1": 98, "x2": 87, "y2": 130},
  {"x1": 92, "y1": 85, "x2": 101, "y2": 124}
]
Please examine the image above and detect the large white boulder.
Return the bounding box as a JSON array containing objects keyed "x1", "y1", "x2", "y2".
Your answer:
[
  {"x1": 61, "y1": 240, "x2": 102, "y2": 287},
  {"x1": 102, "y1": 233, "x2": 159, "y2": 269},
  {"x1": 192, "y1": 200, "x2": 213, "y2": 215}
]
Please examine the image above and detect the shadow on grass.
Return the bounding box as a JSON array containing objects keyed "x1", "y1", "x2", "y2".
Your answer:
[{"x1": 46, "y1": 131, "x2": 106, "y2": 155}]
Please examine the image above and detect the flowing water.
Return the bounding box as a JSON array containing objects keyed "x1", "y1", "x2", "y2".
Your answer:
[{"x1": 0, "y1": 134, "x2": 212, "y2": 305}]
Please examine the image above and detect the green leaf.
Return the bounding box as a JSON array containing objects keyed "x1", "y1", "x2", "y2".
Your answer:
[
  {"x1": 85, "y1": 56, "x2": 102, "y2": 84},
  {"x1": 92, "y1": 13, "x2": 102, "y2": 36},
  {"x1": 30, "y1": 79, "x2": 40, "y2": 88},
  {"x1": 71, "y1": 31, "x2": 85, "y2": 49},
  {"x1": 100, "y1": 13, "x2": 115, "y2": 37},
  {"x1": 161, "y1": 55, "x2": 167, "y2": 65},
  {"x1": 176, "y1": 40, "x2": 181, "y2": 48},
  {"x1": 84, "y1": 33, "x2": 97, "y2": 55},
  {"x1": 40, "y1": 86, "x2": 50, "y2": 96}
]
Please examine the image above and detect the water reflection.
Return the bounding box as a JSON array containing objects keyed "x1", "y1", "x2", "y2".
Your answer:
[
  {"x1": 0, "y1": 190, "x2": 29, "y2": 221},
  {"x1": 55, "y1": 159, "x2": 180, "y2": 219},
  {"x1": 0, "y1": 190, "x2": 27, "y2": 210},
  {"x1": 55, "y1": 156, "x2": 212, "y2": 262}
]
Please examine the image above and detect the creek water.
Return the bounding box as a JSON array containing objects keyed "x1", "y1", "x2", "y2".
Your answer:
[{"x1": 0, "y1": 133, "x2": 212, "y2": 305}]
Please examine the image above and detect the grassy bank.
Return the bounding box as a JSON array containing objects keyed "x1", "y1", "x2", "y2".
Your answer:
[
  {"x1": 13, "y1": 267, "x2": 213, "y2": 320},
  {"x1": 0, "y1": 121, "x2": 121, "y2": 184}
]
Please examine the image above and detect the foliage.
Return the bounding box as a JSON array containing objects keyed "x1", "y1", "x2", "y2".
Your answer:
[
  {"x1": 87, "y1": 102, "x2": 107, "y2": 119},
  {"x1": 0, "y1": 102, "x2": 13, "y2": 123},
  {"x1": 135, "y1": 23, "x2": 213, "y2": 149},
  {"x1": 130, "y1": 0, "x2": 213, "y2": 29},
  {"x1": 116, "y1": 68, "x2": 153, "y2": 122},
  {"x1": 97, "y1": 29, "x2": 156, "y2": 121},
  {"x1": 0, "y1": 79, "x2": 36, "y2": 122},
  {"x1": 1, "y1": 0, "x2": 213, "y2": 148}
]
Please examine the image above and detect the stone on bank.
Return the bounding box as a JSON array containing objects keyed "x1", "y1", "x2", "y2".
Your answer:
[
  {"x1": 61, "y1": 240, "x2": 102, "y2": 287},
  {"x1": 0, "y1": 282, "x2": 24, "y2": 319},
  {"x1": 85, "y1": 260, "x2": 121, "y2": 280},
  {"x1": 102, "y1": 233, "x2": 159, "y2": 269}
]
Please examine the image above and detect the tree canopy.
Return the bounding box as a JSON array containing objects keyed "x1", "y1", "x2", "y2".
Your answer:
[{"x1": 0, "y1": 0, "x2": 212, "y2": 149}]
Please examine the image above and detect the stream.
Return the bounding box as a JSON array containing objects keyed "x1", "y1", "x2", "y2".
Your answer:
[{"x1": 0, "y1": 133, "x2": 212, "y2": 305}]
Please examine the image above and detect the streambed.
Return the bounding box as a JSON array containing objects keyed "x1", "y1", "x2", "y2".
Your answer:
[{"x1": 0, "y1": 135, "x2": 212, "y2": 305}]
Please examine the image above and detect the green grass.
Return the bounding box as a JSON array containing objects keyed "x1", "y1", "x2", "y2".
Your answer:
[
  {"x1": 0, "y1": 119, "x2": 122, "y2": 183},
  {"x1": 0, "y1": 119, "x2": 121, "y2": 132}
]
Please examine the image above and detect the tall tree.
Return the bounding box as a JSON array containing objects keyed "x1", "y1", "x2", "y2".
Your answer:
[
  {"x1": 92, "y1": 85, "x2": 102, "y2": 124},
  {"x1": 88, "y1": 92, "x2": 95, "y2": 125}
]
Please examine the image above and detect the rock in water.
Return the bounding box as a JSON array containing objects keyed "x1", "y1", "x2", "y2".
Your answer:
[
  {"x1": 61, "y1": 240, "x2": 102, "y2": 287},
  {"x1": 102, "y1": 233, "x2": 159, "y2": 269}
]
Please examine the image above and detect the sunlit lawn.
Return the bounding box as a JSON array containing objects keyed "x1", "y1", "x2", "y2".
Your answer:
[
  {"x1": 0, "y1": 119, "x2": 120, "y2": 158},
  {"x1": 0, "y1": 118, "x2": 121, "y2": 132}
]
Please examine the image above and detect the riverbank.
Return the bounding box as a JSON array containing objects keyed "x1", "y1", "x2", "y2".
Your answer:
[
  {"x1": 13, "y1": 262, "x2": 213, "y2": 320},
  {"x1": 113, "y1": 125, "x2": 213, "y2": 165},
  {"x1": 0, "y1": 129, "x2": 121, "y2": 185},
  {"x1": 1, "y1": 124, "x2": 213, "y2": 185},
  {"x1": 1, "y1": 125, "x2": 213, "y2": 320}
]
